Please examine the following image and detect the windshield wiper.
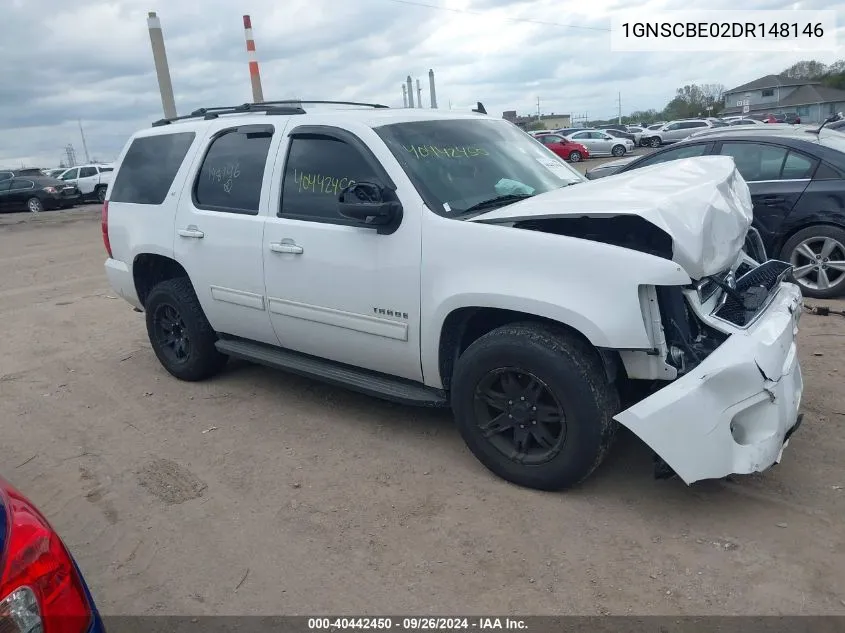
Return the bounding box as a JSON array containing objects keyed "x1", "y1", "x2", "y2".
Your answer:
[{"x1": 458, "y1": 193, "x2": 534, "y2": 215}]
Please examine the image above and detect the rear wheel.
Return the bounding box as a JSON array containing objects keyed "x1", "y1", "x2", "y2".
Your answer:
[
  {"x1": 451, "y1": 323, "x2": 619, "y2": 491},
  {"x1": 611, "y1": 144, "x2": 626, "y2": 157},
  {"x1": 145, "y1": 277, "x2": 228, "y2": 381},
  {"x1": 568, "y1": 151, "x2": 582, "y2": 162},
  {"x1": 26, "y1": 197, "x2": 43, "y2": 214},
  {"x1": 96, "y1": 186, "x2": 107, "y2": 203},
  {"x1": 780, "y1": 225, "x2": 845, "y2": 298}
]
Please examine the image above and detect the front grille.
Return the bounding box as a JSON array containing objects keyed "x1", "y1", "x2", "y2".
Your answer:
[{"x1": 714, "y1": 260, "x2": 792, "y2": 326}]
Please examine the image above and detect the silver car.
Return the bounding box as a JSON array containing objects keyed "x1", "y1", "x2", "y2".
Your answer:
[
  {"x1": 644, "y1": 119, "x2": 728, "y2": 147},
  {"x1": 565, "y1": 130, "x2": 634, "y2": 157}
]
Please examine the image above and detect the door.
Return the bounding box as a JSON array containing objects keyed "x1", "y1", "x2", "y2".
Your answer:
[
  {"x1": 588, "y1": 132, "x2": 615, "y2": 155},
  {"x1": 715, "y1": 141, "x2": 815, "y2": 250},
  {"x1": 0, "y1": 178, "x2": 11, "y2": 211},
  {"x1": 173, "y1": 121, "x2": 287, "y2": 346},
  {"x1": 7, "y1": 179, "x2": 36, "y2": 211},
  {"x1": 76, "y1": 166, "x2": 99, "y2": 195},
  {"x1": 262, "y1": 125, "x2": 423, "y2": 382}
]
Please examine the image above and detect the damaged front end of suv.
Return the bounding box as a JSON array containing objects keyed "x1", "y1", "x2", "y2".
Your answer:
[{"x1": 471, "y1": 156, "x2": 804, "y2": 484}]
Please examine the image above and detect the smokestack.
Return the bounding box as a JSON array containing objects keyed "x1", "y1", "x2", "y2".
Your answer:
[
  {"x1": 428, "y1": 69, "x2": 438, "y2": 109},
  {"x1": 402, "y1": 84, "x2": 408, "y2": 108},
  {"x1": 416, "y1": 79, "x2": 423, "y2": 108},
  {"x1": 243, "y1": 15, "x2": 265, "y2": 103},
  {"x1": 406, "y1": 76, "x2": 415, "y2": 108},
  {"x1": 146, "y1": 11, "x2": 177, "y2": 119}
]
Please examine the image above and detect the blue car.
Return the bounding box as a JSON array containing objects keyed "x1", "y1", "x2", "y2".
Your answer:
[{"x1": 0, "y1": 476, "x2": 105, "y2": 633}]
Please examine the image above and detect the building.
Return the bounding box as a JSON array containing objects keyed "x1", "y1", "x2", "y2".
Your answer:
[
  {"x1": 503, "y1": 111, "x2": 571, "y2": 130},
  {"x1": 722, "y1": 74, "x2": 845, "y2": 123}
]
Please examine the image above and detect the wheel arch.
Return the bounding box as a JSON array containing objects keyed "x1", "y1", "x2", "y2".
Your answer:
[
  {"x1": 133, "y1": 253, "x2": 190, "y2": 308},
  {"x1": 436, "y1": 306, "x2": 622, "y2": 393}
]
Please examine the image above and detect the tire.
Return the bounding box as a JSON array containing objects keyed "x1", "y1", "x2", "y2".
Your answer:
[
  {"x1": 144, "y1": 277, "x2": 228, "y2": 381},
  {"x1": 96, "y1": 186, "x2": 107, "y2": 203},
  {"x1": 26, "y1": 197, "x2": 43, "y2": 213},
  {"x1": 779, "y1": 225, "x2": 845, "y2": 299},
  {"x1": 648, "y1": 137, "x2": 661, "y2": 148},
  {"x1": 451, "y1": 323, "x2": 619, "y2": 491},
  {"x1": 568, "y1": 151, "x2": 582, "y2": 162},
  {"x1": 611, "y1": 144, "x2": 626, "y2": 157}
]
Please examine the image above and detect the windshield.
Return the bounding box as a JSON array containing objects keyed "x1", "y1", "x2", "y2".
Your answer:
[{"x1": 374, "y1": 118, "x2": 584, "y2": 217}]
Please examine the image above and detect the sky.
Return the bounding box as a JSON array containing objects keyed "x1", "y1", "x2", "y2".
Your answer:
[{"x1": 1, "y1": 0, "x2": 842, "y2": 168}]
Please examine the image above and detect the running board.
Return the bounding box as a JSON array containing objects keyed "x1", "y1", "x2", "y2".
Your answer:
[{"x1": 215, "y1": 338, "x2": 448, "y2": 408}]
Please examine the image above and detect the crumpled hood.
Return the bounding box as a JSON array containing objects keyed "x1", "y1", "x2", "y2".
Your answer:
[{"x1": 471, "y1": 156, "x2": 753, "y2": 279}]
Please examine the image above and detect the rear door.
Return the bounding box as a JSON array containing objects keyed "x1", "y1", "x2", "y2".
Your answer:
[
  {"x1": 714, "y1": 140, "x2": 815, "y2": 250},
  {"x1": 0, "y1": 178, "x2": 11, "y2": 211},
  {"x1": 173, "y1": 120, "x2": 290, "y2": 346},
  {"x1": 76, "y1": 166, "x2": 98, "y2": 194}
]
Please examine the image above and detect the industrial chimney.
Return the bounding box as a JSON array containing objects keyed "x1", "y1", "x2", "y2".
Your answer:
[
  {"x1": 428, "y1": 69, "x2": 438, "y2": 109},
  {"x1": 146, "y1": 12, "x2": 177, "y2": 119},
  {"x1": 243, "y1": 15, "x2": 265, "y2": 103},
  {"x1": 406, "y1": 76, "x2": 415, "y2": 108},
  {"x1": 416, "y1": 79, "x2": 423, "y2": 108},
  {"x1": 402, "y1": 84, "x2": 408, "y2": 108}
]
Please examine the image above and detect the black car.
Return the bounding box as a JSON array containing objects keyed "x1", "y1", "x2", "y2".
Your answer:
[
  {"x1": 584, "y1": 129, "x2": 845, "y2": 298},
  {"x1": 0, "y1": 175, "x2": 80, "y2": 213}
]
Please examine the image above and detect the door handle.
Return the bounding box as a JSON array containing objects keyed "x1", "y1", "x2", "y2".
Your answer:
[
  {"x1": 177, "y1": 227, "x2": 205, "y2": 239},
  {"x1": 761, "y1": 196, "x2": 785, "y2": 205},
  {"x1": 270, "y1": 242, "x2": 304, "y2": 255}
]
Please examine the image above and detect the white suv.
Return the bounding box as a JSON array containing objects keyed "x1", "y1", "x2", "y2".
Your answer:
[
  {"x1": 102, "y1": 101, "x2": 804, "y2": 491},
  {"x1": 58, "y1": 164, "x2": 113, "y2": 202}
]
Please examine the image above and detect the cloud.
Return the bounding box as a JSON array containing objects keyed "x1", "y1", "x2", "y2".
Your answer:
[{"x1": 1, "y1": 0, "x2": 842, "y2": 166}]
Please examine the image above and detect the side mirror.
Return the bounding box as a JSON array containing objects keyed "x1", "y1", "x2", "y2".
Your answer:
[{"x1": 338, "y1": 182, "x2": 403, "y2": 235}]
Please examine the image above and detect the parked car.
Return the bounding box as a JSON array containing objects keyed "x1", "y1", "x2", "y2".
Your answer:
[
  {"x1": 46, "y1": 168, "x2": 69, "y2": 178},
  {"x1": 784, "y1": 113, "x2": 801, "y2": 124},
  {"x1": 58, "y1": 164, "x2": 113, "y2": 203},
  {"x1": 600, "y1": 128, "x2": 637, "y2": 143},
  {"x1": 102, "y1": 101, "x2": 803, "y2": 490},
  {"x1": 625, "y1": 126, "x2": 647, "y2": 145},
  {"x1": 565, "y1": 130, "x2": 634, "y2": 156},
  {"x1": 641, "y1": 119, "x2": 728, "y2": 147},
  {"x1": 554, "y1": 127, "x2": 592, "y2": 136},
  {"x1": 0, "y1": 175, "x2": 80, "y2": 213},
  {"x1": 584, "y1": 128, "x2": 845, "y2": 298},
  {"x1": 0, "y1": 476, "x2": 106, "y2": 632},
  {"x1": 534, "y1": 133, "x2": 591, "y2": 162},
  {"x1": 729, "y1": 118, "x2": 767, "y2": 126},
  {"x1": 0, "y1": 168, "x2": 50, "y2": 181}
]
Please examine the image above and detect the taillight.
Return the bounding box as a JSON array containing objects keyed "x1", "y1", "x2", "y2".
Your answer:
[
  {"x1": 0, "y1": 481, "x2": 92, "y2": 633},
  {"x1": 101, "y1": 200, "x2": 112, "y2": 258}
]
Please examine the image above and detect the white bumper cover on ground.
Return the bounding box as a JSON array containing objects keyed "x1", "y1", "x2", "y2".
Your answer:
[{"x1": 614, "y1": 283, "x2": 804, "y2": 484}]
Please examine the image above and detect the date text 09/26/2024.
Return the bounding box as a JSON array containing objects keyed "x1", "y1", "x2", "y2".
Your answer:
[{"x1": 308, "y1": 618, "x2": 527, "y2": 631}]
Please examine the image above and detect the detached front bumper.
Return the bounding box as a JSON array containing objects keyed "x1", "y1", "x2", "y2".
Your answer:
[{"x1": 614, "y1": 282, "x2": 803, "y2": 484}]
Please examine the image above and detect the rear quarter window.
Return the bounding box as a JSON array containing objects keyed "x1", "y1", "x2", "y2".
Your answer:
[{"x1": 110, "y1": 132, "x2": 196, "y2": 205}]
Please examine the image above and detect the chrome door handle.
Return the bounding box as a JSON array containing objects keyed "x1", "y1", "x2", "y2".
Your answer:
[
  {"x1": 270, "y1": 242, "x2": 303, "y2": 255},
  {"x1": 177, "y1": 227, "x2": 205, "y2": 239}
]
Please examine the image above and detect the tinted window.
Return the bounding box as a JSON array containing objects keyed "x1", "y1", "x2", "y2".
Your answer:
[
  {"x1": 719, "y1": 142, "x2": 788, "y2": 181},
  {"x1": 664, "y1": 123, "x2": 680, "y2": 131},
  {"x1": 781, "y1": 152, "x2": 816, "y2": 179},
  {"x1": 61, "y1": 168, "x2": 78, "y2": 180},
  {"x1": 570, "y1": 132, "x2": 590, "y2": 140},
  {"x1": 10, "y1": 179, "x2": 34, "y2": 190},
  {"x1": 0, "y1": 180, "x2": 10, "y2": 192},
  {"x1": 815, "y1": 162, "x2": 845, "y2": 179},
  {"x1": 0, "y1": 172, "x2": 12, "y2": 181},
  {"x1": 99, "y1": 167, "x2": 113, "y2": 172},
  {"x1": 280, "y1": 135, "x2": 380, "y2": 221},
  {"x1": 79, "y1": 167, "x2": 97, "y2": 178},
  {"x1": 194, "y1": 128, "x2": 272, "y2": 214},
  {"x1": 629, "y1": 143, "x2": 709, "y2": 170},
  {"x1": 110, "y1": 132, "x2": 195, "y2": 205}
]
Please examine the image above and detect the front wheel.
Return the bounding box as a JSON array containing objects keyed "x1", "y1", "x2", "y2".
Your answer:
[
  {"x1": 450, "y1": 323, "x2": 619, "y2": 491},
  {"x1": 648, "y1": 137, "x2": 661, "y2": 148},
  {"x1": 780, "y1": 225, "x2": 845, "y2": 298},
  {"x1": 26, "y1": 197, "x2": 43, "y2": 213},
  {"x1": 145, "y1": 277, "x2": 228, "y2": 381},
  {"x1": 568, "y1": 151, "x2": 582, "y2": 162},
  {"x1": 611, "y1": 144, "x2": 626, "y2": 157}
]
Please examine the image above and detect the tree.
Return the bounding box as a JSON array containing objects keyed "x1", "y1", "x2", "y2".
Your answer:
[
  {"x1": 526, "y1": 120, "x2": 546, "y2": 131},
  {"x1": 781, "y1": 60, "x2": 829, "y2": 79}
]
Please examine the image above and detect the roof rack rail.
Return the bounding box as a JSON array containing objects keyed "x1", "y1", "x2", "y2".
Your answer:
[{"x1": 151, "y1": 100, "x2": 389, "y2": 127}]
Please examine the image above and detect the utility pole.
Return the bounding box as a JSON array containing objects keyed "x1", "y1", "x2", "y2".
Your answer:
[
  {"x1": 536, "y1": 97, "x2": 541, "y2": 122},
  {"x1": 78, "y1": 120, "x2": 90, "y2": 164},
  {"x1": 618, "y1": 92, "x2": 622, "y2": 124},
  {"x1": 146, "y1": 12, "x2": 177, "y2": 119}
]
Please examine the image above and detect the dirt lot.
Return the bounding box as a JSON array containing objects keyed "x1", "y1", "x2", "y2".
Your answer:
[{"x1": 1, "y1": 205, "x2": 844, "y2": 616}]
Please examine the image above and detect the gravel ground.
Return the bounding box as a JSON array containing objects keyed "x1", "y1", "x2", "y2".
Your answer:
[{"x1": 0, "y1": 205, "x2": 843, "y2": 616}]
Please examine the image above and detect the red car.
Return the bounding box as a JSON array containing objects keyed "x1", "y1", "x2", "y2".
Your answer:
[{"x1": 534, "y1": 133, "x2": 590, "y2": 162}]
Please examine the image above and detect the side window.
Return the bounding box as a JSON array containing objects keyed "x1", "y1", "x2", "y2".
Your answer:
[
  {"x1": 664, "y1": 123, "x2": 680, "y2": 131},
  {"x1": 781, "y1": 152, "x2": 816, "y2": 180},
  {"x1": 11, "y1": 179, "x2": 34, "y2": 190},
  {"x1": 0, "y1": 172, "x2": 12, "y2": 181},
  {"x1": 571, "y1": 132, "x2": 589, "y2": 140},
  {"x1": 544, "y1": 135, "x2": 562, "y2": 144},
  {"x1": 719, "y1": 142, "x2": 787, "y2": 182},
  {"x1": 633, "y1": 144, "x2": 709, "y2": 169},
  {"x1": 0, "y1": 180, "x2": 11, "y2": 192},
  {"x1": 99, "y1": 167, "x2": 113, "y2": 173},
  {"x1": 79, "y1": 167, "x2": 97, "y2": 178},
  {"x1": 110, "y1": 132, "x2": 195, "y2": 205},
  {"x1": 61, "y1": 168, "x2": 78, "y2": 180},
  {"x1": 815, "y1": 162, "x2": 845, "y2": 179},
  {"x1": 280, "y1": 135, "x2": 381, "y2": 222},
  {"x1": 194, "y1": 127, "x2": 273, "y2": 214}
]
